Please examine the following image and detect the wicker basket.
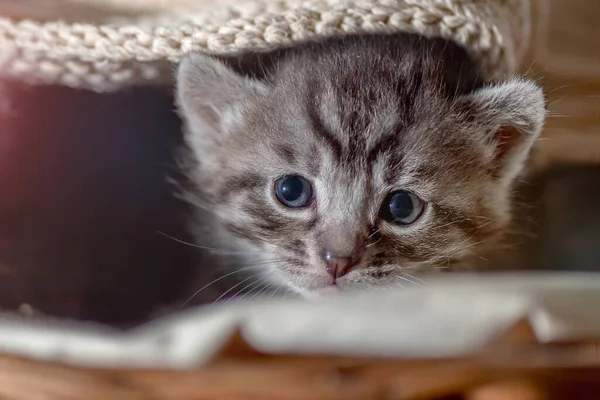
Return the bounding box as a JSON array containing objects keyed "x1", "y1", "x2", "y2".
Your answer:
[{"x1": 0, "y1": 0, "x2": 548, "y2": 91}]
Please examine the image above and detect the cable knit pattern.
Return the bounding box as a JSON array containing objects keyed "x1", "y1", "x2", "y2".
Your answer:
[{"x1": 0, "y1": 0, "x2": 547, "y2": 92}]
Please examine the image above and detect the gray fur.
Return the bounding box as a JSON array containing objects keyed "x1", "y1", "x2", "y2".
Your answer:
[{"x1": 175, "y1": 33, "x2": 546, "y2": 298}]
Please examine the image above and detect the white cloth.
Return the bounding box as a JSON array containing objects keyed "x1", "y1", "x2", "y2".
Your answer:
[{"x1": 0, "y1": 272, "x2": 598, "y2": 369}]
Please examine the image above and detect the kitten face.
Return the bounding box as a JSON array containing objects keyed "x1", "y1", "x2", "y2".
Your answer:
[{"x1": 176, "y1": 34, "x2": 546, "y2": 296}]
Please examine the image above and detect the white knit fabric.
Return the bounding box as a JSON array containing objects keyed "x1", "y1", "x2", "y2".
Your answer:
[{"x1": 0, "y1": 0, "x2": 547, "y2": 92}]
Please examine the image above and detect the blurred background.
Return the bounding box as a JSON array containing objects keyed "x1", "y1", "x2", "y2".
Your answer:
[{"x1": 0, "y1": 0, "x2": 598, "y2": 326}]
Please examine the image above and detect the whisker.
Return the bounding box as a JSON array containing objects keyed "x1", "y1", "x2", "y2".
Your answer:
[
  {"x1": 236, "y1": 258, "x2": 285, "y2": 268},
  {"x1": 157, "y1": 230, "x2": 217, "y2": 251},
  {"x1": 368, "y1": 228, "x2": 381, "y2": 239},
  {"x1": 398, "y1": 273, "x2": 425, "y2": 286},
  {"x1": 184, "y1": 266, "x2": 256, "y2": 305},
  {"x1": 212, "y1": 275, "x2": 257, "y2": 304},
  {"x1": 366, "y1": 238, "x2": 382, "y2": 248},
  {"x1": 230, "y1": 277, "x2": 268, "y2": 303},
  {"x1": 158, "y1": 230, "x2": 261, "y2": 256},
  {"x1": 250, "y1": 282, "x2": 274, "y2": 301},
  {"x1": 268, "y1": 285, "x2": 282, "y2": 300},
  {"x1": 158, "y1": 230, "x2": 283, "y2": 259},
  {"x1": 186, "y1": 197, "x2": 215, "y2": 213},
  {"x1": 225, "y1": 277, "x2": 265, "y2": 304},
  {"x1": 449, "y1": 235, "x2": 487, "y2": 253},
  {"x1": 391, "y1": 281, "x2": 406, "y2": 289}
]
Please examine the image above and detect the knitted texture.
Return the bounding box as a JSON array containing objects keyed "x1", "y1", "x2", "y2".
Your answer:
[{"x1": 0, "y1": 0, "x2": 547, "y2": 92}]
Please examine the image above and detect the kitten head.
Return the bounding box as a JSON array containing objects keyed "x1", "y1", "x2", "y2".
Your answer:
[{"x1": 176, "y1": 35, "x2": 546, "y2": 296}]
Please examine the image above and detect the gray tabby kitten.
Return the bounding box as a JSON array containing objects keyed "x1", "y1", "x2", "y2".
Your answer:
[{"x1": 175, "y1": 33, "x2": 546, "y2": 299}]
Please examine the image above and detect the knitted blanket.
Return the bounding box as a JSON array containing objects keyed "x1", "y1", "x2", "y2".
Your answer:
[{"x1": 0, "y1": 0, "x2": 548, "y2": 92}]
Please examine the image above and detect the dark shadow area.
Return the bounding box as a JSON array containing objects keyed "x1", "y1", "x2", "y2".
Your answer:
[
  {"x1": 0, "y1": 82, "x2": 195, "y2": 326},
  {"x1": 516, "y1": 164, "x2": 600, "y2": 272}
]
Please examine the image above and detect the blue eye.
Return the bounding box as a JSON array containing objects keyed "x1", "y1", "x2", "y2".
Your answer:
[
  {"x1": 274, "y1": 175, "x2": 313, "y2": 208},
  {"x1": 380, "y1": 190, "x2": 425, "y2": 224}
]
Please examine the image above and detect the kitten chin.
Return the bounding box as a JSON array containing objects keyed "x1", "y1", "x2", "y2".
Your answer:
[{"x1": 175, "y1": 32, "x2": 547, "y2": 300}]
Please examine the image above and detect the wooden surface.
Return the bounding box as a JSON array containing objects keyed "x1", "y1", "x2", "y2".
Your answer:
[
  {"x1": 0, "y1": 322, "x2": 595, "y2": 399},
  {"x1": 532, "y1": 0, "x2": 600, "y2": 170},
  {"x1": 0, "y1": 344, "x2": 598, "y2": 399}
]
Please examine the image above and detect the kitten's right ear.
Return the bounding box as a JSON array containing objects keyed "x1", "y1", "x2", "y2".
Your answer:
[
  {"x1": 457, "y1": 78, "x2": 546, "y2": 185},
  {"x1": 176, "y1": 53, "x2": 265, "y2": 135}
]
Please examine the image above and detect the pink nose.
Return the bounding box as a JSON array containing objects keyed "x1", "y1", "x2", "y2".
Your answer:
[{"x1": 322, "y1": 251, "x2": 361, "y2": 279}]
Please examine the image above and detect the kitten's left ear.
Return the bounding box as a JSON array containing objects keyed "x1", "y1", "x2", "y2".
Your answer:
[{"x1": 460, "y1": 78, "x2": 547, "y2": 183}]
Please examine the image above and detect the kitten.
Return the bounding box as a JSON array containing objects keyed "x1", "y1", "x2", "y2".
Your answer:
[{"x1": 175, "y1": 32, "x2": 546, "y2": 299}]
